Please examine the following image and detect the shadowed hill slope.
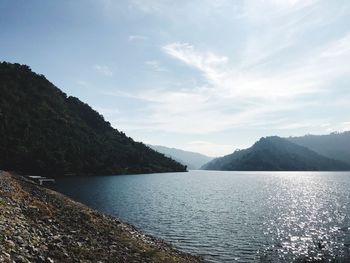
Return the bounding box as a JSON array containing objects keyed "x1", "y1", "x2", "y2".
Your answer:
[
  {"x1": 0, "y1": 62, "x2": 186, "y2": 176},
  {"x1": 202, "y1": 136, "x2": 350, "y2": 171},
  {"x1": 288, "y1": 132, "x2": 350, "y2": 165}
]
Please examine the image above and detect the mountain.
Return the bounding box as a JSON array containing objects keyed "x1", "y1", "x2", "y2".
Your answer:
[
  {"x1": 148, "y1": 145, "x2": 214, "y2": 169},
  {"x1": 201, "y1": 136, "x2": 350, "y2": 171},
  {"x1": 0, "y1": 62, "x2": 186, "y2": 176},
  {"x1": 287, "y1": 132, "x2": 350, "y2": 165}
]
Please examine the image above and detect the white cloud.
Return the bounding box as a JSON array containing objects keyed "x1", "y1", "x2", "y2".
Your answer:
[
  {"x1": 260, "y1": 0, "x2": 312, "y2": 8},
  {"x1": 339, "y1": 122, "x2": 350, "y2": 132},
  {"x1": 95, "y1": 0, "x2": 350, "y2": 152},
  {"x1": 321, "y1": 33, "x2": 350, "y2": 58},
  {"x1": 163, "y1": 42, "x2": 227, "y2": 83},
  {"x1": 243, "y1": 0, "x2": 318, "y2": 19},
  {"x1": 326, "y1": 122, "x2": 350, "y2": 133},
  {"x1": 161, "y1": 42, "x2": 330, "y2": 101},
  {"x1": 113, "y1": 35, "x2": 350, "y2": 135},
  {"x1": 94, "y1": 65, "x2": 113, "y2": 76},
  {"x1": 275, "y1": 121, "x2": 331, "y2": 130}
]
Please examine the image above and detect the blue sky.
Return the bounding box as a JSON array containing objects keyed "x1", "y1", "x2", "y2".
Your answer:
[{"x1": 1, "y1": 0, "x2": 350, "y2": 156}]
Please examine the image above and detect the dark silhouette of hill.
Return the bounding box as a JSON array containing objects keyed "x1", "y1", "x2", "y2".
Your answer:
[
  {"x1": 0, "y1": 62, "x2": 186, "y2": 176},
  {"x1": 287, "y1": 132, "x2": 350, "y2": 165},
  {"x1": 148, "y1": 145, "x2": 214, "y2": 169},
  {"x1": 202, "y1": 136, "x2": 350, "y2": 171}
]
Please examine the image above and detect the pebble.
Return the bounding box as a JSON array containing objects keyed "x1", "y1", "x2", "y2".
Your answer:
[{"x1": 0, "y1": 171, "x2": 202, "y2": 262}]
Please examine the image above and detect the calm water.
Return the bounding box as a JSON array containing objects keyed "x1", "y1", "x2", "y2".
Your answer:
[{"x1": 52, "y1": 171, "x2": 350, "y2": 262}]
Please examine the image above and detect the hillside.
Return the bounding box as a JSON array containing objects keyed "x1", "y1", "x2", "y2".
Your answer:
[
  {"x1": 148, "y1": 145, "x2": 213, "y2": 169},
  {"x1": 288, "y1": 132, "x2": 350, "y2": 165},
  {"x1": 0, "y1": 62, "x2": 186, "y2": 176},
  {"x1": 202, "y1": 136, "x2": 350, "y2": 171}
]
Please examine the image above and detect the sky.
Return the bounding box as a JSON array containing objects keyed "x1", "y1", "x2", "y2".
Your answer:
[{"x1": 1, "y1": 0, "x2": 350, "y2": 156}]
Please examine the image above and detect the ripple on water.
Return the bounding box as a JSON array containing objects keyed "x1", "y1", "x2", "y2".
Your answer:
[{"x1": 52, "y1": 171, "x2": 350, "y2": 263}]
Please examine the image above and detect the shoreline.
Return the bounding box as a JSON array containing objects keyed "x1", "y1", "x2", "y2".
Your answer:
[{"x1": 0, "y1": 171, "x2": 203, "y2": 262}]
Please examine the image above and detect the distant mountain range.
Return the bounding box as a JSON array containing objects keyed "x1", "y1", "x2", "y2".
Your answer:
[
  {"x1": 0, "y1": 62, "x2": 186, "y2": 175},
  {"x1": 287, "y1": 132, "x2": 350, "y2": 165},
  {"x1": 202, "y1": 136, "x2": 350, "y2": 171},
  {"x1": 148, "y1": 145, "x2": 214, "y2": 170}
]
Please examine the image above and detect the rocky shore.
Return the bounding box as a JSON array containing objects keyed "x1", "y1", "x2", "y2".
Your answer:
[{"x1": 0, "y1": 171, "x2": 202, "y2": 263}]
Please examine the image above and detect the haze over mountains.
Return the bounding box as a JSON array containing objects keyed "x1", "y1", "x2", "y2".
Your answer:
[
  {"x1": 287, "y1": 132, "x2": 350, "y2": 165},
  {"x1": 202, "y1": 136, "x2": 350, "y2": 171},
  {"x1": 148, "y1": 145, "x2": 214, "y2": 170},
  {"x1": 0, "y1": 62, "x2": 186, "y2": 176}
]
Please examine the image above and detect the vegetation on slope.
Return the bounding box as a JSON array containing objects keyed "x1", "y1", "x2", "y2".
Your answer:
[
  {"x1": 0, "y1": 62, "x2": 186, "y2": 176},
  {"x1": 288, "y1": 132, "x2": 350, "y2": 165},
  {"x1": 202, "y1": 136, "x2": 350, "y2": 171}
]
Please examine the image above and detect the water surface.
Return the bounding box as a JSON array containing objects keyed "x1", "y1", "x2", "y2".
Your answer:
[{"x1": 52, "y1": 171, "x2": 350, "y2": 262}]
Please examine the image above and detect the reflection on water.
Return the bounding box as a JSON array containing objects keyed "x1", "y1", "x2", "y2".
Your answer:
[
  {"x1": 259, "y1": 174, "x2": 350, "y2": 262},
  {"x1": 52, "y1": 171, "x2": 350, "y2": 262}
]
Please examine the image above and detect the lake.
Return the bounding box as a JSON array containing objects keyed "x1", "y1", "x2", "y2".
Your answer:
[{"x1": 51, "y1": 170, "x2": 350, "y2": 262}]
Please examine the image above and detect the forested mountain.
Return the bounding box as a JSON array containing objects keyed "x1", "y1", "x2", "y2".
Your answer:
[
  {"x1": 148, "y1": 145, "x2": 214, "y2": 169},
  {"x1": 288, "y1": 132, "x2": 350, "y2": 165},
  {"x1": 0, "y1": 62, "x2": 186, "y2": 176},
  {"x1": 202, "y1": 136, "x2": 350, "y2": 171}
]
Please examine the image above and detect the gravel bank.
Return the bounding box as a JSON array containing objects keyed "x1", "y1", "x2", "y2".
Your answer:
[{"x1": 0, "y1": 171, "x2": 203, "y2": 263}]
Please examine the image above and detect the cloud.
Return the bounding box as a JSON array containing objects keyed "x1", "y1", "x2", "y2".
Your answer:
[
  {"x1": 163, "y1": 42, "x2": 227, "y2": 83},
  {"x1": 321, "y1": 33, "x2": 350, "y2": 58},
  {"x1": 112, "y1": 33, "x2": 350, "y2": 135},
  {"x1": 145, "y1": 60, "x2": 168, "y2": 72},
  {"x1": 340, "y1": 122, "x2": 350, "y2": 132},
  {"x1": 112, "y1": 87, "x2": 303, "y2": 135},
  {"x1": 258, "y1": 0, "x2": 314, "y2": 8},
  {"x1": 326, "y1": 122, "x2": 350, "y2": 133},
  {"x1": 161, "y1": 41, "x2": 329, "y2": 101},
  {"x1": 275, "y1": 121, "x2": 331, "y2": 130},
  {"x1": 242, "y1": 0, "x2": 319, "y2": 19},
  {"x1": 94, "y1": 65, "x2": 113, "y2": 76},
  {"x1": 96, "y1": 1, "x2": 350, "y2": 148}
]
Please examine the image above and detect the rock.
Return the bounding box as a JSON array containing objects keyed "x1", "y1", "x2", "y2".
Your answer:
[
  {"x1": 0, "y1": 171, "x2": 203, "y2": 263},
  {"x1": 5, "y1": 239, "x2": 15, "y2": 249}
]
